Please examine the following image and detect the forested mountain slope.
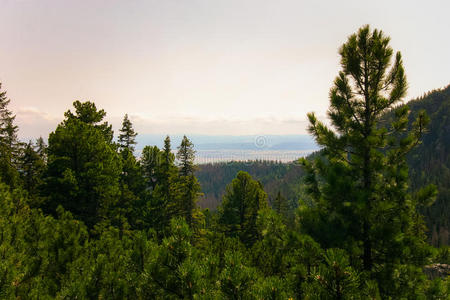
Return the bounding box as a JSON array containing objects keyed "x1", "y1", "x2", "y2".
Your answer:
[
  {"x1": 196, "y1": 160, "x2": 304, "y2": 211},
  {"x1": 197, "y1": 85, "x2": 450, "y2": 246},
  {"x1": 404, "y1": 85, "x2": 450, "y2": 246}
]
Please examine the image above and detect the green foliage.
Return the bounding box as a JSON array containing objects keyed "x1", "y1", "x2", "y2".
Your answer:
[
  {"x1": 0, "y1": 82, "x2": 20, "y2": 188},
  {"x1": 118, "y1": 114, "x2": 137, "y2": 153},
  {"x1": 177, "y1": 135, "x2": 196, "y2": 177},
  {"x1": 0, "y1": 27, "x2": 447, "y2": 299},
  {"x1": 218, "y1": 171, "x2": 269, "y2": 246},
  {"x1": 18, "y1": 141, "x2": 46, "y2": 199},
  {"x1": 299, "y1": 25, "x2": 434, "y2": 298},
  {"x1": 43, "y1": 101, "x2": 122, "y2": 228}
]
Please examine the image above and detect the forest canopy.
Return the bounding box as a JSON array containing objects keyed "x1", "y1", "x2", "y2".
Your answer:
[{"x1": 0, "y1": 26, "x2": 449, "y2": 299}]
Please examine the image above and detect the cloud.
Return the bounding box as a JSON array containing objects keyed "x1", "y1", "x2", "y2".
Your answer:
[
  {"x1": 15, "y1": 107, "x2": 61, "y2": 141},
  {"x1": 14, "y1": 107, "x2": 328, "y2": 141}
]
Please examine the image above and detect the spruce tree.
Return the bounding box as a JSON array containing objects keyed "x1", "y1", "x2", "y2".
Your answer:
[
  {"x1": 176, "y1": 135, "x2": 200, "y2": 225},
  {"x1": 0, "y1": 82, "x2": 20, "y2": 187},
  {"x1": 299, "y1": 25, "x2": 435, "y2": 297},
  {"x1": 118, "y1": 114, "x2": 137, "y2": 153},
  {"x1": 176, "y1": 135, "x2": 196, "y2": 177}
]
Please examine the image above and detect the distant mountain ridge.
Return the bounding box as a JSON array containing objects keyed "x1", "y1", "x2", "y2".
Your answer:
[
  {"x1": 135, "y1": 134, "x2": 317, "y2": 151},
  {"x1": 196, "y1": 85, "x2": 450, "y2": 246}
]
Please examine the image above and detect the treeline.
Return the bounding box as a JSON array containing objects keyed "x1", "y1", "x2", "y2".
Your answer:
[
  {"x1": 196, "y1": 160, "x2": 303, "y2": 212},
  {"x1": 0, "y1": 25, "x2": 449, "y2": 298},
  {"x1": 197, "y1": 86, "x2": 450, "y2": 247},
  {"x1": 404, "y1": 85, "x2": 450, "y2": 246}
]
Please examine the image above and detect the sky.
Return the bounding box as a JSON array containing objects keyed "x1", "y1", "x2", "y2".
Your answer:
[{"x1": 0, "y1": 0, "x2": 449, "y2": 140}]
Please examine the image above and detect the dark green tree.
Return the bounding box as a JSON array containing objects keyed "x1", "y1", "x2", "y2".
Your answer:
[
  {"x1": 176, "y1": 135, "x2": 196, "y2": 177},
  {"x1": 118, "y1": 114, "x2": 137, "y2": 153},
  {"x1": 141, "y1": 145, "x2": 162, "y2": 191},
  {"x1": 63, "y1": 100, "x2": 113, "y2": 143},
  {"x1": 43, "y1": 101, "x2": 121, "y2": 228},
  {"x1": 175, "y1": 135, "x2": 200, "y2": 226},
  {"x1": 272, "y1": 191, "x2": 288, "y2": 219},
  {"x1": 18, "y1": 141, "x2": 45, "y2": 198},
  {"x1": 299, "y1": 25, "x2": 435, "y2": 297},
  {"x1": 0, "y1": 82, "x2": 20, "y2": 188},
  {"x1": 147, "y1": 136, "x2": 179, "y2": 233},
  {"x1": 35, "y1": 136, "x2": 47, "y2": 162},
  {"x1": 218, "y1": 171, "x2": 269, "y2": 246}
]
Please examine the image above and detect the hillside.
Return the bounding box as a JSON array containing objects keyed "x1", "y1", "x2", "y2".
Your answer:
[
  {"x1": 196, "y1": 160, "x2": 305, "y2": 212},
  {"x1": 196, "y1": 85, "x2": 450, "y2": 245},
  {"x1": 404, "y1": 85, "x2": 450, "y2": 246}
]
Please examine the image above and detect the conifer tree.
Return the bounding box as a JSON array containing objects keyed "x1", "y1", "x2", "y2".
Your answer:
[
  {"x1": 43, "y1": 101, "x2": 121, "y2": 228},
  {"x1": 148, "y1": 136, "x2": 178, "y2": 232},
  {"x1": 218, "y1": 171, "x2": 269, "y2": 246},
  {"x1": 141, "y1": 145, "x2": 162, "y2": 191},
  {"x1": 35, "y1": 136, "x2": 47, "y2": 162},
  {"x1": 272, "y1": 191, "x2": 288, "y2": 218},
  {"x1": 176, "y1": 135, "x2": 196, "y2": 177},
  {"x1": 64, "y1": 100, "x2": 114, "y2": 143},
  {"x1": 299, "y1": 25, "x2": 435, "y2": 297},
  {"x1": 18, "y1": 141, "x2": 45, "y2": 198},
  {"x1": 118, "y1": 114, "x2": 137, "y2": 153},
  {"x1": 0, "y1": 82, "x2": 20, "y2": 187},
  {"x1": 175, "y1": 135, "x2": 200, "y2": 225}
]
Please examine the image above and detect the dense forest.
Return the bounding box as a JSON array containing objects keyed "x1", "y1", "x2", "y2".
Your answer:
[{"x1": 0, "y1": 26, "x2": 449, "y2": 298}]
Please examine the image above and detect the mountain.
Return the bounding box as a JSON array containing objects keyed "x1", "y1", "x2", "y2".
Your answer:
[
  {"x1": 403, "y1": 85, "x2": 450, "y2": 246},
  {"x1": 196, "y1": 160, "x2": 305, "y2": 214},
  {"x1": 136, "y1": 134, "x2": 317, "y2": 151}
]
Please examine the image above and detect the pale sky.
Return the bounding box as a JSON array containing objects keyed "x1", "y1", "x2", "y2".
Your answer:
[{"x1": 0, "y1": 0, "x2": 449, "y2": 140}]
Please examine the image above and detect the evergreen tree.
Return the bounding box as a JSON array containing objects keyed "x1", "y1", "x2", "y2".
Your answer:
[
  {"x1": 299, "y1": 25, "x2": 435, "y2": 297},
  {"x1": 0, "y1": 82, "x2": 20, "y2": 187},
  {"x1": 272, "y1": 190, "x2": 288, "y2": 219},
  {"x1": 218, "y1": 171, "x2": 269, "y2": 246},
  {"x1": 118, "y1": 114, "x2": 137, "y2": 153},
  {"x1": 35, "y1": 136, "x2": 47, "y2": 162},
  {"x1": 64, "y1": 100, "x2": 113, "y2": 143},
  {"x1": 176, "y1": 135, "x2": 200, "y2": 225},
  {"x1": 147, "y1": 136, "x2": 178, "y2": 233},
  {"x1": 18, "y1": 141, "x2": 45, "y2": 198},
  {"x1": 176, "y1": 135, "x2": 196, "y2": 177},
  {"x1": 141, "y1": 145, "x2": 162, "y2": 191},
  {"x1": 43, "y1": 101, "x2": 121, "y2": 228}
]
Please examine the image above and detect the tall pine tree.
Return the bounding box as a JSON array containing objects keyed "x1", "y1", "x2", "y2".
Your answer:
[
  {"x1": 299, "y1": 25, "x2": 435, "y2": 297},
  {"x1": 43, "y1": 101, "x2": 121, "y2": 228}
]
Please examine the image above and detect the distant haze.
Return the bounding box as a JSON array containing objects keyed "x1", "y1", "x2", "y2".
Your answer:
[
  {"x1": 1, "y1": 0, "x2": 449, "y2": 140},
  {"x1": 135, "y1": 134, "x2": 318, "y2": 164}
]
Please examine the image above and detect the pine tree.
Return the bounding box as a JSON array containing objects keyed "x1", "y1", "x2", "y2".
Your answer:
[
  {"x1": 218, "y1": 171, "x2": 269, "y2": 246},
  {"x1": 0, "y1": 82, "x2": 20, "y2": 188},
  {"x1": 43, "y1": 101, "x2": 121, "y2": 228},
  {"x1": 299, "y1": 25, "x2": 435, "y2": 297},
  {"x1": 64, "y1": 100, "x2": 114, "y2": 143},
  {"x1": 118, "y1": 114, "x2": 137, "y2": 153}
]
